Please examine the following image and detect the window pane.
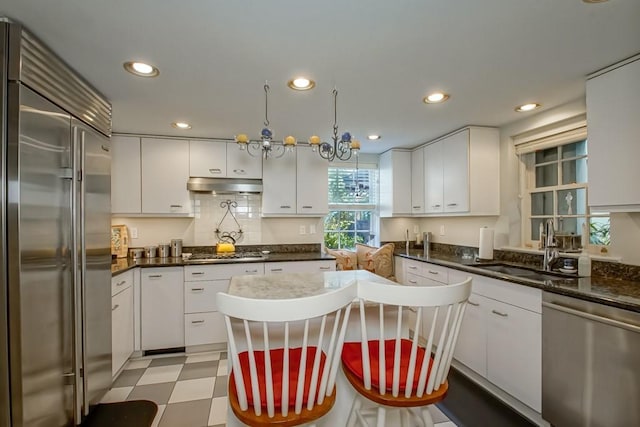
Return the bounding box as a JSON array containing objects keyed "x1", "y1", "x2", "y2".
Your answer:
[
  {"x1": 355, "y1": 211, "x2": 371, "y2": 231},
  {"x1": 337, "y1": 211, "x2": 354, "y2": 230},
  {"x1": 535, "y1": 164, "x2": 557, "y2": 187},
  {"x1": 557, "y1": 217, "x2": 584, "y2": 235},
  {"x1": 324, "y1": 211, "x2": 341, "y2": 231},
  {"x1": 531, "y1": 218, "x2": 550, "y2": 241},
  {"x1": 328, "y1": 168, "x2": 375, "y2": 204},
  {"x1": 535, "y1": 147, "x2": 558, "y2": 164},
  {"x1": 590, "y1": 216, "x2": 610, "y2": 245},
  {"x1": 562, "y1": 140, "x2": 587, "y2": 159},
  {"x1": 531, "y1": 191, "x2": 553, "y2": 216},
  {"x1": 562, "y1": 158, "x2": 588, "y2": 184},
  {"x1": 557, "y1": 189, "x2": 586, "y2": 215}
]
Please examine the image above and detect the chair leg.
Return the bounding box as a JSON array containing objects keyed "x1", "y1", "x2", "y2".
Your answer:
[
  {"x1": 376, "y1": 406, "x2": 386, "y2": 427},
  {"x1": 346, "y1": 396, "x2": 362, "y2": 427},
  {"x1": 421, "y1": 406, "x2": 435, "y2": 427}
]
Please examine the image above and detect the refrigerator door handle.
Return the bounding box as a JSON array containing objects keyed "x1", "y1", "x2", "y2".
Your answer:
[{"x1": 79, "y1": 129, "x2": 90, "y2": 417}]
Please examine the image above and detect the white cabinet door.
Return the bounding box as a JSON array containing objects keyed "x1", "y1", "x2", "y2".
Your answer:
[
  {"x1": 184, "y1": 280, "x2": 229, "y2": 314},
  {"x1": 141, "y1": 267, "x2": 184, "y2": 350},
  {"x1": 112, "y1": 285, "x2": 134, "y2": 376},
  {"x1": 265, "y1": 260, "x2": 335, "y2": 274},
  {"x1": 411, "y1": 148, "x2": 425, "y2": 214},
  {"x1": 379, "y1": 150, "x2": 412, "y2": 217},
  {"x1": 227, "y1": 143, "x2": 262, "y2": 179},
  {"x1": 453, "y1": 292, "x2": 488, "y2": 377},
  {"x1": 189, "y1": 140, "x2": 227, "y2": 177},
  {"x1": 262, "y1": 152, "x2": 297, "y2": 215},
  {"x1": 587, "y1": 57, "x2": 640, "y2": 211},
  {"x1": 296, "y1": 146, "x2": 328, "y2": 215},
  {"x1": 443, "y1": 130, "x2": 470, "y2": 213},
  {"x1": 486, "y1": 298, "x2": 541, "y2": 411},
  {"x1": 141, "y1": 138, "x2": 192, "y2": 214},
  {"x1": 111, "y1": 136, "x2": 141, "y2": 214},
  {"x1": 424, "y1": 142, "x2": 444, "y2": 214}
]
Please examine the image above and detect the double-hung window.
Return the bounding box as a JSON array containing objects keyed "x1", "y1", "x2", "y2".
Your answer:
[
  {"x1": 324, "y1": 162, "x2": 379, "y2": 249},
  {"x1": 518, "y1": 124, "x2": 610, "y2": 249}
]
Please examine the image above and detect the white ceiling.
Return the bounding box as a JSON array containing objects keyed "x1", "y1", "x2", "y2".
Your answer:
[{"x1": 2, "y1": 0, "x2": 639, "y2": 154}]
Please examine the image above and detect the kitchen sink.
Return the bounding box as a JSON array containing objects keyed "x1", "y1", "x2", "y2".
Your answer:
[{"x1": 474, "y1": 263, "x2": 570, "y2": 282}]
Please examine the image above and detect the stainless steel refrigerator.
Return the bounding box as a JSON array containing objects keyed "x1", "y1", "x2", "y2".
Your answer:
[{"x1": 1, "y1": 20, "x2": 113, "y2": 426}]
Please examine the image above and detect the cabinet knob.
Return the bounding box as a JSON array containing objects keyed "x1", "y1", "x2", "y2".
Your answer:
[
  {"x1": 191, "y1": 272, "x2": 205, "y2": 275},
  {"x1": 112, "y1": 304, "x2": 120, "y2": 312},
  {"x1": 246, "y1": 269, "x2": 258, "y2": 273},
  {"x1": 191, "y1": 288, "x2": 205, "y2": 292},
  {"x1": 209, "y1": 168, "x2": 222, "y2": 174},
  {"x1": 191, "y1": 320, "x2": 205, "y2": 324},
  {"x1": 148, "y1": 274, "x2": 162, "y2": 278},
  {"x1": 301, "y1": 205, "x2": 312, "y2": 209},
  {"x1": 427, "y1": 270, "x2": 439, "y2": 275},
  {"x1": 432, "y1": 204, "x2": 441, "y2": 208},
  {"x1": 319, "y1": 266, "x2": 331, "y2": 270},
  {"x1": 412, "y1": 206, "x2": 421, "y2": 209},
  {"x1": 270, "y1": 268, "x2": 283, "y2": 272},
  {"x1": 491, "y1": 310, "x2": 508, "y2": 317},
  {"x1": 468, "y1": 301, "x2": 480, "y2": 307},
  {"x1": 408, "y1": 266, "x2": 417, "y2": 270},
  {"x1": 280, "y1": 205, "x2": 291, "y2": 209},
  {"x1": 170, "y1": 204, "x2": 183, "y2": 208},
  {"x1": 447, "y1": 203, "x2": 458, "y2": 207},
  {"x1": 233, "y1": 169, "x2": 245, "y2": 174},
  {"x1": 116, "y1": 280, "x2": 126, "y2": 286},
  {"x1": 409, "y1": 280, "x2": 418, "y2": 284}
]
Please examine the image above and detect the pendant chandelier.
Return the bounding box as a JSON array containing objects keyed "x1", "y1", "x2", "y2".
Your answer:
[{"x1": 234, "y1": 83, "x2": 360, "y2": 161}]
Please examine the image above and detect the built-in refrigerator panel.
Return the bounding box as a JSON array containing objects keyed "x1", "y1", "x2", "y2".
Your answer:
[
  {"x1": 72, "y1": 119, "x2": 111, "y2": 414},
  {"x1": 8, "y1": 83, "x2": 75, "y2": 427}
]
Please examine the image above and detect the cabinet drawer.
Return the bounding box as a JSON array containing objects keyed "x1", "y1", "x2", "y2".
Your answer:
[
  {"x1": 422, "y1": 263, "x2": 448, "y2": 284},
  {"x1": 112, "y1": 269, "x2": 133, "y2": 296},
  {"x1": 185, "y1": 312, "x2": 227, "y2": 346},
  {"x1": 265, "y1": 260, "x2": 335, "y2": 274},
  {"x1": 184, "y1": 280, "x2": 229, "y2": 313},
  {"x1": 472, "y1": 273, "x2": 542, "y2": 313},
  {"x1": 184, "y1": 263, "x2": 264, "y2": 281},
  {"x1": 404, "y1": 259, "x2": 424, "y2": 276}
]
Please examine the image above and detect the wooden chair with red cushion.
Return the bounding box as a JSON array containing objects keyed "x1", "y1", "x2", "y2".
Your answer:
[
  {"x1": 217, "y1": 285, "x2": 356, "y2": 427},
  {"x1": 341, "y1": 278, "x2": 472, "y2": 427}
]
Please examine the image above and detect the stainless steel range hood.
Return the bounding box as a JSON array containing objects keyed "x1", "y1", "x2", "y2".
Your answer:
[{"x1": 187, "y1": 177, "x2": 262, "y2": 194}]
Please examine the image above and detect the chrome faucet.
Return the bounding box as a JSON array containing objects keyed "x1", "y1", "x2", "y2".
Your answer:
[{"x1": 543, "y1": 218, "x2": 559, "y2": 271}]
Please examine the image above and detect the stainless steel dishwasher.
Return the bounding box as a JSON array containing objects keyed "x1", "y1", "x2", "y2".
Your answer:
[{"x1": 542, "y1": 292, "x2": 640, "y2": 427}]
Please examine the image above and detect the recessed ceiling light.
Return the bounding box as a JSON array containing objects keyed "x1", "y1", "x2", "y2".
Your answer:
[
  {"x1": 582, "y1": 0, "x2": 609, "y2": 3},
  {"x1": 172, "y1": 122, "x2": 192, "y2": 130},
  {"x1": 515, "y1": 103, "x2": 541, "y2": 112},
  {"x1": 367, "y1": 135, "x2": 381, "y2": 140},
  {"x1": 423, "y1": 92, "x2": 450, "y2": 104},
  {"x1": 287, "y1": 77, "x2": 316, "y2": 91},
  {"x1": 123, "y1": 61, "x2": 160, "y2": 77}
]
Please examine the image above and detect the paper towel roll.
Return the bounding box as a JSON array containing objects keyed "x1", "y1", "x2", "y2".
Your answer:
[{"x1": 478, "y1": 227, "x2": 494, "y2": 260}]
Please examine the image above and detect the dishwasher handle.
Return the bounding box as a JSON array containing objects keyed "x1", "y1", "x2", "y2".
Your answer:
[{"x1": 542, "y1": 301, "x2": 640, "y2": 334}]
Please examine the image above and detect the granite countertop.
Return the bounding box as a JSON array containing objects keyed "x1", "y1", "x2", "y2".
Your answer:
[
  {"x1": 228, "y1": 269, "x2": 394, "y2": 299},
  {"x1": 111, "y1": 252, "x2": 335, "y2": 276},
  {"x1": 397, "y1": 251, "x2": 640, "y2": 313}
]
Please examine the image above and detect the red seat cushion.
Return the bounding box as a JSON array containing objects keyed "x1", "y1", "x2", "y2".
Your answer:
[
  {"x1": 341, "y1": 339, "x2": 434, "y2": 393},
  {"x1": 229, "y1": 347, "x2": 326, "y2": 410}
]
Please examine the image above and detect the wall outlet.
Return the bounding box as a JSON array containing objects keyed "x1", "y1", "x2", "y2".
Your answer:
[
  {"x1": 309, "y1": 224, "x2": 316, "y2": 234},
  {"x1": 439, "y1": 225, "x2": 445, "y2": 236},
  {"x1": 130, "y1": 227, "x2": 138, "y2": 239},
  {"x1": 299, "y1": 225, "x2": 306, "y2": 235}
]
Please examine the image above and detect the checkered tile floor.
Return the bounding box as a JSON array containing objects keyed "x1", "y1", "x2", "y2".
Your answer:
[{"x1": 102, "y1": 350, "x2": 457, "y2": 427}]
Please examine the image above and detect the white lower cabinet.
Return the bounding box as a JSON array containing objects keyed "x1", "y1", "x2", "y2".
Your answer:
[
  {"x1": 111, "y1": 280, "x2": 134, "y2": 377},
  {"x1": 183, "y1": 263, "x2": 265, "y2": 347},
  {"x1": 141, "y1": 267, "x2": 185, "y2": 351},
  {"x1": 453, "y1": 293, "x2": 489, "y2": 377},
  {"x1": 265, "y1": 260, "x2": 335, "y2": 274}
]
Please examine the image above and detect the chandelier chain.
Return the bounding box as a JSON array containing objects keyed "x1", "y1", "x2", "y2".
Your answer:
[{"x1": 264, "y1": 82, "x2": 270, "y2": 127}]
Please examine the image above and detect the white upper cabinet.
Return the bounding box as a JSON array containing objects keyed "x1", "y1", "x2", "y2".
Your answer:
[
  {"x1": 586, "y1": 56, "x2": 640, "y2": 211},
  {"x1": 141, "y1": 138, "x2": 192, "y2": 215},
  {"x1": 111, "y1": 135, "x2": 141, "y2": 214},
  {"x1": 379, "y1": 149, "x2": 412, "y2": 217},
  {"x1": 189, "y1": 140, "x2": 227, "y2": 177},
  {"x1": 423, "y1": 126, "x2": 499, "y2": 216},
  {"x1": 262, "y1": 151, "x2": 297, "y2": 215},
  {"x1": 296, "y1": 145, "x2": 328, "y2": 215},
  {"x1": 411, "y1": 148, "x2": 425, "y2": 214},
  {"x1": 227, "y1": 143, "x2": 262, "y2": 178}
]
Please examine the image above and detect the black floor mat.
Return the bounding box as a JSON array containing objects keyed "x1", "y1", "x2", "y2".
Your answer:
[{"x1": 81, "y1": 400, "x2": 158, "y2": 427}]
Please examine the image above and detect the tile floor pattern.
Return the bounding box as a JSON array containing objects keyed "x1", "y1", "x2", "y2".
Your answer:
[{"x1": 102, "y1": 350, "x2": 458, "y2": 427}]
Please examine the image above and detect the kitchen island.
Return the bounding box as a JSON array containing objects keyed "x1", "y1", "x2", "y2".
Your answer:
[{"x1": 223, "y1": 270, "x2": 405, "y2": 427}]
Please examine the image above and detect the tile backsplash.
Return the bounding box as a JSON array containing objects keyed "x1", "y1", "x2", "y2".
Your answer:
[{"x1": 193, "y1": 193, "x2": 262, "y2": 245}]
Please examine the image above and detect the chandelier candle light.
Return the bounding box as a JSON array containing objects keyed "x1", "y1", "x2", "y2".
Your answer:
[{"x1": 235, "y1": 83, "x2": 360, "y2": 161}]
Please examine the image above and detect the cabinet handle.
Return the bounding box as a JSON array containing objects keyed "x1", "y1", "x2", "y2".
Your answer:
[
  {"x1": 270, "y1": 268, "x2": 283, "y2": 272},
  {"x1": 209, "y1": 168, "x2": 222, "y2": 174},
  {"x1": 112, "y1": 304, "x2": 120, "y2": 312},
  {"x1": 233, "y1": 169, "x2": 245, "y2": 174},
  {"x1": 116, "y1": 280, "x2": 126, "y2": 286},
  {"x1": 245, "y1": 269, "x2": 258, "y2": 273},
  {"x1": 319, "y1": 266, "x2": 331, "y2": 270},
  {"x1": 427, "y1": 270, "x2": 439, "y2": 275},
  {"x1": 148, "y1": 274, "x2": 162, "y2": 278},
  {"x1": 170, "y1": 204, "x2": 183, "y2": 208},
  {"x1": 432, "y1": 204, "x2": 441, "y2": 208},
  {"x1": 191, "y1": 320, "x2": 205, "y2": 324},
  {"x1": 408, "y1": 266, "x2": 418, "y2": 270},
  {"x1": 468, "y1": 301, "x2": 479, "y2": 307},
  {"x1": 191, "y1": 288, "x2": 205, "y2": 292},
  {"x1": 491, "y1": 310, "x2": 508, "y2": 317},
  {"x1": 280, "y1": 205, "x2": 291, "y2": 209},
  {"x1": 447, "y1": 203, "x2": 458, "y2": 207},
  {"x1": 191, "y1": 272, "x2": 205, "y2": 275},
  {"x1": 412, "y1": 206, "x2": 421, "y2": 209},
  {"x1": 301, "y1": 205, "x2": 313, "y2": 209},
  {"x1": 408, "y1": 280, "x2": 418, "y2": 284}
]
